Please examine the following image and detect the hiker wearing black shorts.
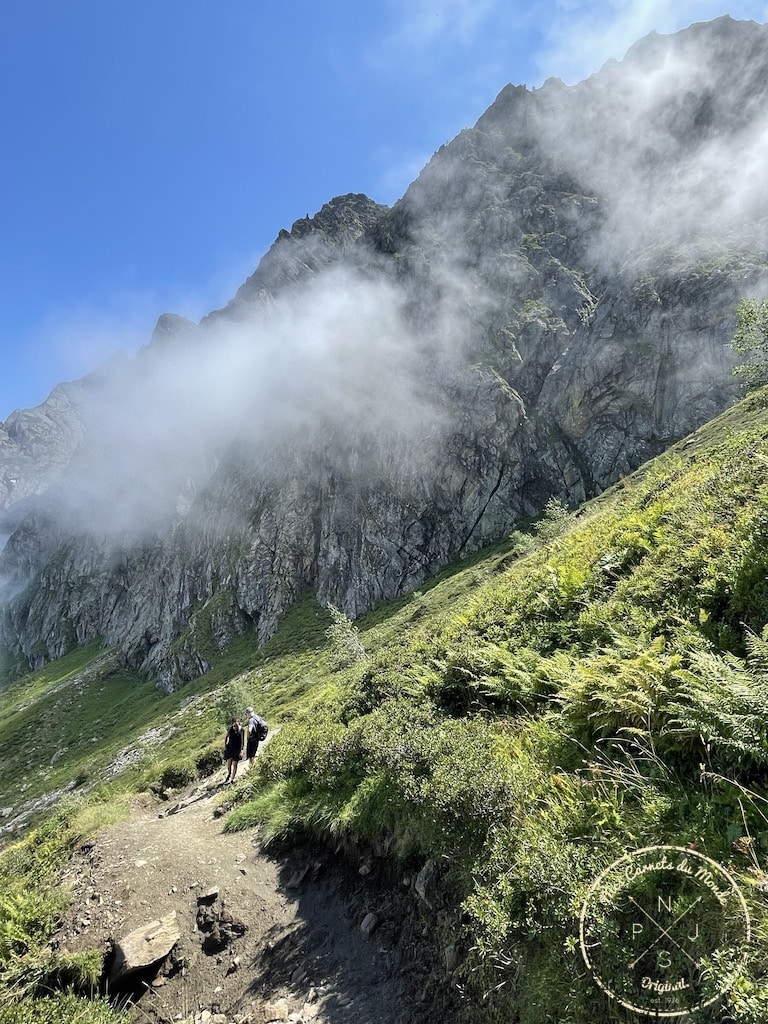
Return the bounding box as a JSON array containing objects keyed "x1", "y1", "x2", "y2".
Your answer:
[
  {"x1": 244, "y1": 706, "x2": 266, "y2": 762},
  {"x1": 224, "y1": 718, "x2": 243, "y2": 784}
]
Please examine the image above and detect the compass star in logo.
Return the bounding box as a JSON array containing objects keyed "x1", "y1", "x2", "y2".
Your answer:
[{"x1": 579, "y1": 845, "x2": 751, "y2": 1018}]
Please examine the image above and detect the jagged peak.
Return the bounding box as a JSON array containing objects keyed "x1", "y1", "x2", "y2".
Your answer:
[
  {"x1": 206, "y1": 193, "x2": 389, "y2": 323},
  {"x1": 150, "y1": 312, "x2": 199, "y2": 346},
  {"x1": 283, "y1": 193, "x2": 388, "y2": 241},
  {"x1": 624, "y1": 14, "x2": 763, "y2": 63}
]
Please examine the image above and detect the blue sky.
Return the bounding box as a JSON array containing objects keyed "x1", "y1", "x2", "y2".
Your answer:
[{"x1": 2, "y1": 1, "x2": 768, "y2": 420}]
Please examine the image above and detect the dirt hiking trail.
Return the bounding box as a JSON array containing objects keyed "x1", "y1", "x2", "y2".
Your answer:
[{"x1": 54, "y1": 758, "x2": 449, "y2": 1024}]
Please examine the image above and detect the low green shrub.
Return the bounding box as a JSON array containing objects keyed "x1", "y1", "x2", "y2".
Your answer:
[
  {"x1": 533, "y1": 496, "x2": 571, "y2": 542},
  {"x1": 214, "y1": 677, "x2": 252, "y2": 727},
  {"x1": 426, "y1": 640, "x2": 547, "y2": 713},
  {"x1": 325, "y1": 604, "x2": 367, "y2": 669},
  {"x1": 154, "y1": 759, "x2": 196, "y2": 792},
  {"x1": 195, "y1": 744, "x2": 224, "y2": 777}
]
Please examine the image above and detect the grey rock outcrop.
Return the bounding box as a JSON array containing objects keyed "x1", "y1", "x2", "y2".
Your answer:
[
  {"x1": 1, "y1": 17, "x2": 768, "y2": 685},
  {"x1": 108, "y1": 910, "x2": 181, "y2": 985},
  {"x1": 207, "y1": 193, "x2": 389, "y2": 323},
  {"x1": 0, "y1": 382, "x2": 88, "y2": 510}
]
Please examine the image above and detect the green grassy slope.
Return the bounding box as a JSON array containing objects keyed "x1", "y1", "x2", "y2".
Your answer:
[
  {"x1": 228, "y1": 388, "x2": 768, "y2": 1023},
  {"x1": 3, "y1": 389, "x2": 768, "y2": 1021}
]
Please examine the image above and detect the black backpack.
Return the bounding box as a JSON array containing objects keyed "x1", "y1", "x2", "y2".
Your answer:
[{"x1": 256, "y1": 716, "x2": 269, "y2": 741}]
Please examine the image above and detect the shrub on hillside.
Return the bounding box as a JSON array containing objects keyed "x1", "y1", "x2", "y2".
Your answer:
[
  {"x1": 196, "y1": 744, "x2": 224, "y2": 777},
  {"x1": 154, "y1": 758, "x2": 196, "y2": 792},
  {"x1": 533, "y1": 496, "x2": 571, "y2": 542},
  {"x1": 215, "y1": 677, "x2": 252, "y2": 726},
  {"x1": 325, "y1": 604, "x2": 367, "y2": 669}
]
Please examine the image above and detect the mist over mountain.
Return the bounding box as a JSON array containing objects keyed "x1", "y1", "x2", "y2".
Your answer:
[{"x1": 2, "y1": 15, "x2": 768, "y2": 688}]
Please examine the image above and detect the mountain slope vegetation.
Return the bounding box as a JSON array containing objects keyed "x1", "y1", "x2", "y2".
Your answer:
[
  {"x1": 221, "y1": 386, "x2": 768, "y2": 1022},
  {"x1": 3, "y1": 386, "x2": 768, "y2": 1021}
]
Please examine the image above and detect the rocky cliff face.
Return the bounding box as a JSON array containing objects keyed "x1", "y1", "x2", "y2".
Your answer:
[
  {"x1": 2, "y1": 16, "x2": 768, "y2": 687},
  {"x1": 0, "y1": 382, "x2": 89, "y2": 510}
]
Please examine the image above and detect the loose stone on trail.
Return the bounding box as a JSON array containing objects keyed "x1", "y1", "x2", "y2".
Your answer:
[{"x1": 108, "y1": 909, "x2": 181, "y2": 984}]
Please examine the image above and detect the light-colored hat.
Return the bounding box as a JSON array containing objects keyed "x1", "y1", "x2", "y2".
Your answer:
[{"x1": 246, "y1": 707, "x2": 254, "y2": 714}]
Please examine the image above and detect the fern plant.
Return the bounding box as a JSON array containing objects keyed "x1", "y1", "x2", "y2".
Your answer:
[
  {"x1": 666, "y1": 627, "x2": 768, "y2": 768},
  {"x1": 549, "y1": 636, "x2": 680, "y2": 739}
]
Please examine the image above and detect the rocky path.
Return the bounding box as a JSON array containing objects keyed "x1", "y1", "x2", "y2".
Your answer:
[{"x1": 53, "y1": 764, "x2": 441, "y2": 1024}]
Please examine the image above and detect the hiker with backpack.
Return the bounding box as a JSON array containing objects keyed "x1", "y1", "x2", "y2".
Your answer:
[
  {"x1": 223, "y1": 717, "x2": 244, "y2": 784},
  {"x1": 244, "y1": 706, "x2": 268, "y2": 763}
]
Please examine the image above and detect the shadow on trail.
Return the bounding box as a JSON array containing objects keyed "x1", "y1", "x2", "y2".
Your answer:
[{"x1": 234, "y1": 843, "x2": 446, "y2": 1024}]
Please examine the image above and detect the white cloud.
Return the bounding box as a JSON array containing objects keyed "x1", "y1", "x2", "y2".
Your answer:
[
  {"x1": 521, "y1": 10, "x2": 768, "y2": 277},
  {"x1": 368, "y1": 0, "x2": 541, "y2": 89},
  {"x1": 535, "y1": 0, "x2": 768, "y2": 84},
  {"x1": 55, "y1": 257, "x2": 473, "y2": 537},
  {"x1": 31, "y1": 297, "x2": 155, "y2": 392},
  {"x1": 379, "y1": 0, "x2": 502, "y2": 53},
  {"x1": 24, "y1": 248, "x2": 267, "y2": 407}
]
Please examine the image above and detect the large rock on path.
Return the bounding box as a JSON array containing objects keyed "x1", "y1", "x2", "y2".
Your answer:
[{"x1": 108, "y1": 909, "x2": 181, "y2": 985}]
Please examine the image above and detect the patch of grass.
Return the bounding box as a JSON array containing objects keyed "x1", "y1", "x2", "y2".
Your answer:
[
  {"x1": 0, "y1": 994, "x2": 129, "y2": 1024},
  {"x1": 0, "y1": 650, "x2": 180, "y2": 813},
  {"x1": 0, "y1": 805, "x2": 93, "y2": 1001},
  {"x1": 224, "y1": 778, "x2": 315, "y2": 841}
]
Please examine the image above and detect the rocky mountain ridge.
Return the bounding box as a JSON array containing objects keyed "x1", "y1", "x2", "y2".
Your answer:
[{"x1": 2, "y1": 16, "x2": 768, "y2": 687}]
